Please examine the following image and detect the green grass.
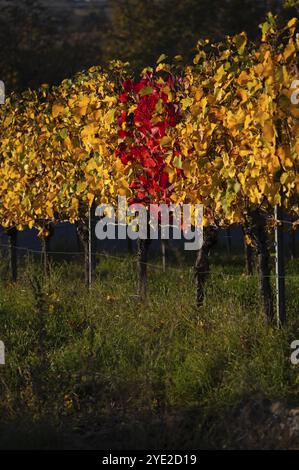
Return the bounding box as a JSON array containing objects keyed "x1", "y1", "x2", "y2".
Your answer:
[{"x1": 0, "y1": 246, "x2": 298, "y2": 449}]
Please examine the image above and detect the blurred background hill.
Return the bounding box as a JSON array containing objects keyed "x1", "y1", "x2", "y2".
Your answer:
[{"x1": 0, "y1": 0, "x2": 298, "y2": 92}]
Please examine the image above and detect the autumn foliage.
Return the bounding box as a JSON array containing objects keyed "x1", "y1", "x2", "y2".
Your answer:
[{"x1": 0, "y1": 15, "x2": 298, "y2": 234}]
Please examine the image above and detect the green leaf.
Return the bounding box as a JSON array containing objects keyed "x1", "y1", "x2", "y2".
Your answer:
[
  {"x1": 58, "y1": 128, "x2": 68, "y2": 139},
  {"x1": 261, "y1": 21, "x2": 270, "y2": 38},
  {"x1": 139, "y1": 86, "x2": 153, "y2": 97},
  {"x1": 181, "y1": 97, "x2": 193, "y2": 110},
  {"x1": 173, "y1": 156, "x2": 183, "y2": 169},
  {"x1": 76, "y1": 181, "x2": 86, "y2": 193},
  {"x1": 157, "y1": 53, "x2": 167, "y2": 64},
  {"x1": 155, "y1": 99, "x2": 163, "y2": 114},
  {"x1": 104, "y1": 108, "x2": 116, "y2": 125},
  {"x1": 267, "y1": 12, "x2": 276, "y2": 27},
  {"x1": 234, "y1": 182, "x2": 241, "y2": 193},
  {"x1": 233, "y1": 32, "x2": 247, "y2": 55}
]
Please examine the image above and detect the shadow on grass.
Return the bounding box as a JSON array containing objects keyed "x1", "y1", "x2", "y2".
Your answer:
[{"x1": 0, "y1": 408, "x2": 213, "y2": 450}]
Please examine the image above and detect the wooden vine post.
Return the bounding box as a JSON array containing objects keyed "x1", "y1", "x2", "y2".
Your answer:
[
  {"x1": 274, "y1": 197, "x2": 286, "y2": 326},
  {"x1": 88, "y1": 200, "x2": 97, "y2": 288},
  {"x1": 195, "y1": 225, "x2": 218, "y2": 307},
  {"x1": 243, "y1": 227, "x2": 254, "y2": 275},
  {"x1": 6, "y1": 227, "x2": 18, "y2": 282},
  {"x1": 137, "y1": 210, "x2": 151, "y2": 300},
  {"x1": 77, "y1": 200, "x2": 97, "y2": 288},
  {"x1": 76, "y1": 219, "x2": 89, "y2": 286},
  {"x1": 273, "y1": 120, "x2": 287, "y2": 326},
  {"x1": 40, "y1": 222, "x2": 54, "y2": 277},
  {"x1": 248, "y1": 209, "x2": 274, "y2": 323},
  {"x1": 245, "y1": 242, "x2": 254, "y2": 276}
]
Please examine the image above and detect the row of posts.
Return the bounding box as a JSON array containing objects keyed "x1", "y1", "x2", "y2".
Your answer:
[{"x1": 0, "y1": 200, "x2": 293, "y2": 325}]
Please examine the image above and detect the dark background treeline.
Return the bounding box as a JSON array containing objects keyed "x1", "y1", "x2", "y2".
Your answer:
[{"x1": 0, "y1": 0, "x2": 298, "y2": 93}]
